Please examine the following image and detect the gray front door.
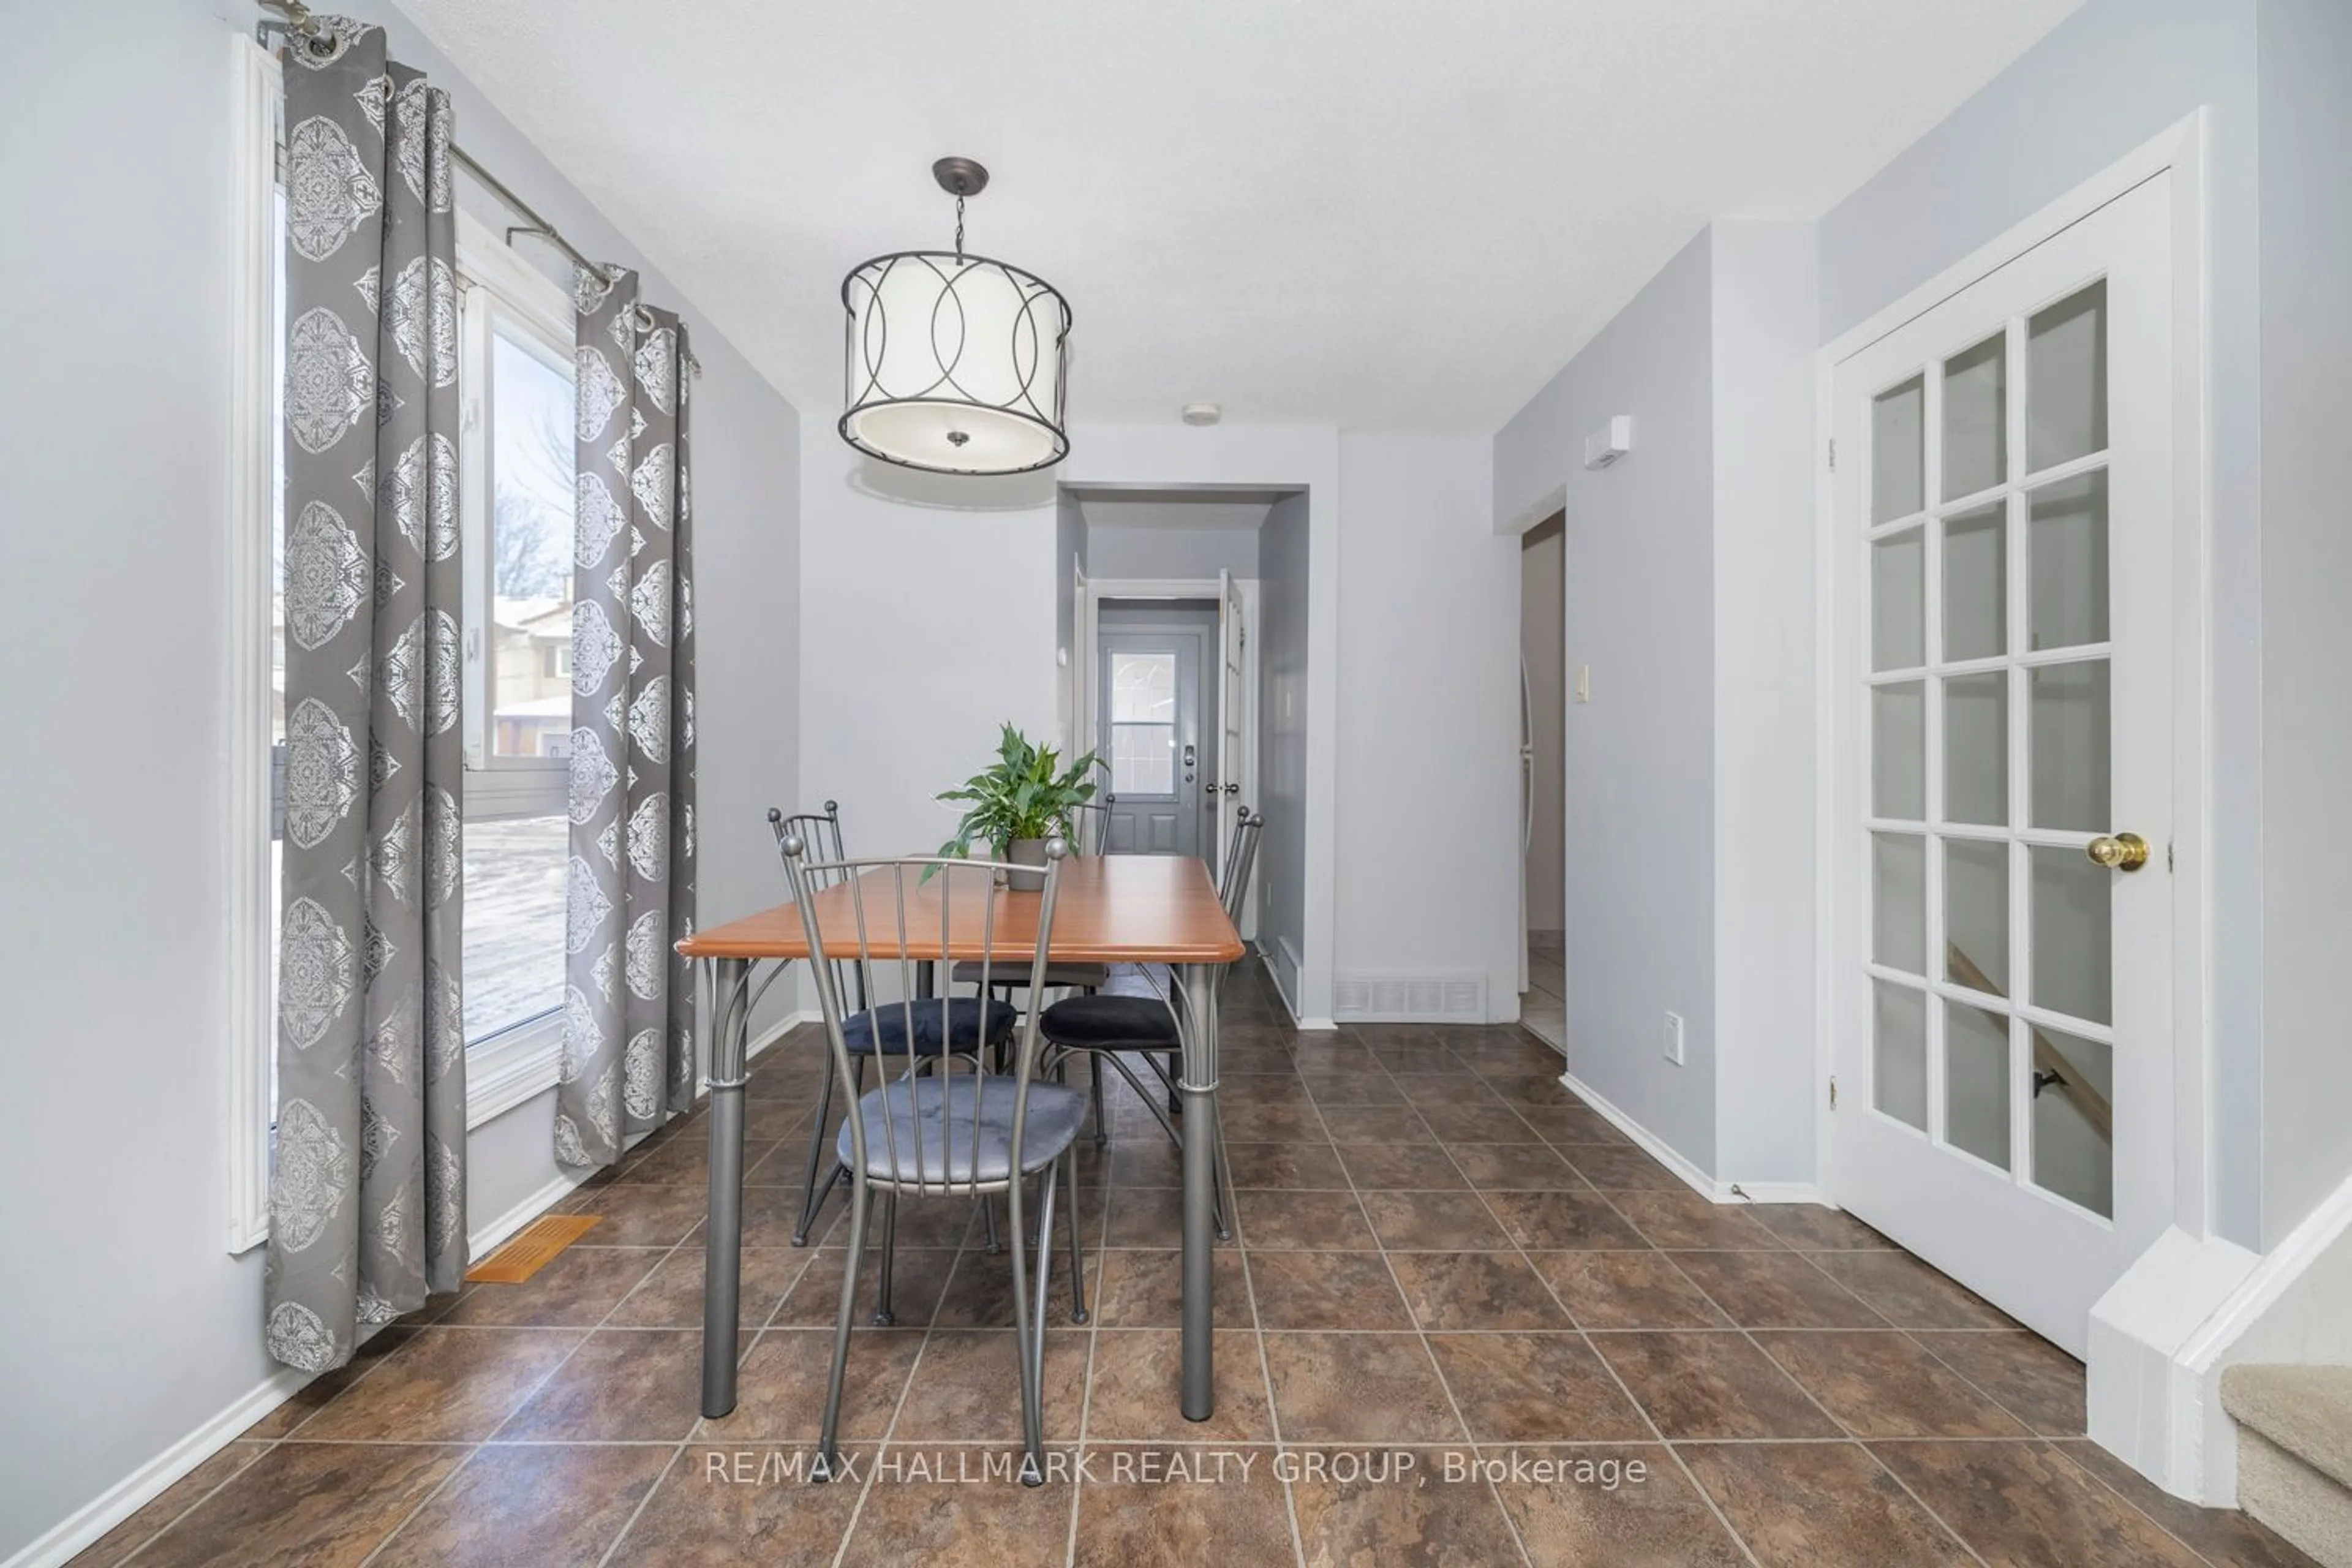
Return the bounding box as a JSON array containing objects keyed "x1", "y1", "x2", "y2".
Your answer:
[{"x1": 1099, "y1": 624, "x2": 1215, "y2": 861}]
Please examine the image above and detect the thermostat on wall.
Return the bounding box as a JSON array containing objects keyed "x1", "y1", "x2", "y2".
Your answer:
[{"x1": 1583, "y1": 415, "x2": 1634, "y2": 471}]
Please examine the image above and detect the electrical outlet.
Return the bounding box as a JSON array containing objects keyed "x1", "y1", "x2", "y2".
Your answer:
[{"x1": 1662, "y1": 1011, "x2": 1685, "y2": 1066}]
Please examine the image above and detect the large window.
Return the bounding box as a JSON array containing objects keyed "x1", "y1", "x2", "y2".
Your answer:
[{"x1": 456, "y1": 214, "x2": 578, "y2": 1060}]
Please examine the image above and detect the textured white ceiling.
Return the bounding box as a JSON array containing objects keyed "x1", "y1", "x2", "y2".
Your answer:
[{"x1": 394, "y1": 0, "x2": 2082, "y2": 430}]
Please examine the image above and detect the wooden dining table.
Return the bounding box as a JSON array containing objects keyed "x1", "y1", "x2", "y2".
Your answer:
[{"x1": 676, "y1": 853, "x2": 1247, "y2": 1425}]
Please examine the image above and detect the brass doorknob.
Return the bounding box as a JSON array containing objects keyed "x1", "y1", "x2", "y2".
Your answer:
[{"x1": 2086, "y1": 832, "x2": 2151, "y2": 872}]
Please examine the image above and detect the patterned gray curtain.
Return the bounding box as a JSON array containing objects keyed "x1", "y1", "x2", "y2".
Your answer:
[
  {"x1": 268, "y1": 21, "x2": 467, "y2": 1373},
  {"x1": 556, "y1": 270, "x2": 698, "y2": 1169}
]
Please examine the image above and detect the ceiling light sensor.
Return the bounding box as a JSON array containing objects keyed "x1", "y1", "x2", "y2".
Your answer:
[
  {"x1": 1181, "y1": 402, "x2": 1222, "y2": 428},
  {"x1": 839, "y1": 157, "x2": 1073, "y2": 475}
]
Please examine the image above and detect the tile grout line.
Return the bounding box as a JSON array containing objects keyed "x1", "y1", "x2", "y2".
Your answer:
[
  {"x1": 1586, "y1": 1183, "x2": 1997, "y2": 1568},
  {"x1": 360, "y1": 1178, "x2": 712, "y2": 1568}
]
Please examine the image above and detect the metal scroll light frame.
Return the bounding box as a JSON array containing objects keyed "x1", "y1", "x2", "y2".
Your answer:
[
  {"x1": 839, "y1": 156, "x2": 1074, "y2": 475},
  {"x1": 254, "y1": 0, "x2": 702, "y2": 378}
]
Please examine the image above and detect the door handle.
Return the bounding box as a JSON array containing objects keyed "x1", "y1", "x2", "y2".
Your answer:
[{"x1": 2086, "y1": 832, "x2": 2150, "y2": 872}]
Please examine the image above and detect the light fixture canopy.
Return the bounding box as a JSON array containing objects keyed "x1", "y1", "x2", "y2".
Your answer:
[{"x1": 840, "y1": 158, "x2": 1073, "y2": 475}]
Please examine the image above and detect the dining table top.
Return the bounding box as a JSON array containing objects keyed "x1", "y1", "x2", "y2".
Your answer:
[{"x1": 676, "y1": 852, "x2": 1247, "y2": 965}]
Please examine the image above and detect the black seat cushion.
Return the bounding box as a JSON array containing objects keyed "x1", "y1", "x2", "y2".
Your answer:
[
  {"x1": 840, "y1": 997, "x2": 1017, "y2": 1057},
  {"x1": 952, "y1": 958, "x2": 1111, "y2": 990},
  {"x1": 1039, "y1": 993, "x2": 1179, "y2": 1049},
  {"x1": 839, "y1": 1076, "x2": 1090, "y2": 1185}
]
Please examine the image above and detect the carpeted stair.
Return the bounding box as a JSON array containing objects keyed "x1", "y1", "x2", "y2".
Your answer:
[{"x1": 2221, "y1": 1363, "x2": 2352, "y2": 1567}]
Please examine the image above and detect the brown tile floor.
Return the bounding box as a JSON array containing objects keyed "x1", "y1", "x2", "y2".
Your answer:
[{"x1": 80, "y1": 966, "x2": 2314, "y2": 1567}]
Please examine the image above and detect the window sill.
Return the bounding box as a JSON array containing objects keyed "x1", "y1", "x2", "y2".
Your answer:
[{"x1": 469, "y1": 1011, "x2": 565, "y2": 1130}]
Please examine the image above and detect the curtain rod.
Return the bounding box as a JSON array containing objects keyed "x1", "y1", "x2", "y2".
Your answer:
[{"x1": 257, "y1": 0, "x2": 704, "y2": 377}]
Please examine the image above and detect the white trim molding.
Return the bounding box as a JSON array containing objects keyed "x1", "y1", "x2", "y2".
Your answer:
[
  {"x1": 222, "y1": 34, "x2": 281, "y2": 1256},
  {"x1": 1562, "y1": 1070, "x2": 1827, "y2": 1208}
]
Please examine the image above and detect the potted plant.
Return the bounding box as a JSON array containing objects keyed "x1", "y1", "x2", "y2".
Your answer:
[{"x1": 936, "y1": 723, "x2": 1106, "y2": 891}]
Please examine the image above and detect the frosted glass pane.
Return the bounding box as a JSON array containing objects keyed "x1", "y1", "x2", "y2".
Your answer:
[
  {"x1": 1872, "y1": 374, "x2": 1925, "y2": 523},
  {"x1": 1873, "y1": 682, "x2": 1925, "y2": 820},
  {"x1": 2028, "y1": 470, "x2": 2109, "y2": 650},
  {"x1": 2028, "y1": 281, "x2": 2106, "y2": 471},
  {"x1": 1945, "y1": 1002, "x2": 2013, "y2": 1171},
  {"x1": 1873, "y1": 833, "x2": 1926, "y2": 974},
  {"x1": 1943, "y1": 838, "x2": 2009, "y2": 995},
  {"x1": 1943, "y1": 673, "x2": 2008, "y2": 826},
  {"x1": 2031, "y1": 846, "x2": 2111, "y2": 1025},
  {"x1": 1872, "y1": 528, "x2": 1924, "y2": 671},
  {"x1": 1110, "y1": 651, "x2": 1177, "y2": 722},
  {"x1": 1942, "y1": 503, "x2": 2006, "y2": 662},
  {"x1": 2031, "y1": 1027, "x2": 2114, "y2": 1218},
  {"x1": 2030, "y1": 662, "x2": 2110, "y2": 832},
  {"x1": 1942, "y1": 332, "x2": 2007, "y2": 499},
  {"x1": 1109, "y1": 724, "x2": 1174, "y2": 795},
  {"x1": 1874, "y1": 980, "x2": 1928, "y2": 1132}
]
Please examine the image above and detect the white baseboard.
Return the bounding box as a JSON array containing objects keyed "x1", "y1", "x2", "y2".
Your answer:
[
  {"x1": 1333, "y1": 970, "x2": 1488, "y2": 1024},
  {"x1": 2, "y1": 1362, "x2": 310, "y2": 1568},
  {"x1": 468, "y1": 1169, "x2": 591, "y2": 1258},
  {"x1": 1558, "y1": 1071, "x2": 1829, "y2": 1209}
]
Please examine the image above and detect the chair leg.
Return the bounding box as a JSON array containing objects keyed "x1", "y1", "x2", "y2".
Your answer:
[
  {"x1": 1062, "y1": 1145, "x2": 1088, "y2": 1324},
  {"x1": 793, "y1": 1055, "x2": 859, "y2": 1247},
  {"x1": 816, "y1": 1177, "x2": 871, "y2": 1482},
  {"x1": 1166, "y1": 1051, "x2": 1182, "y2": 1118},
  {"x1": 873, "y1": 1189, "x2": 899, "y2": 1327},
  {"x1": 1009, "y1": 1170, "x2": 1046, "y2": 1486},
  {"x1": 1090, "y1": 1054, "x2": 1108, "y2": 1150}
]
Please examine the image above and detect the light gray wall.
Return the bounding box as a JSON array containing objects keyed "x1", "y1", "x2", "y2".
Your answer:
[
  {"x1": 1521, "y1": 527, "x2": 1566, "y2": 933},
  {"x1": 1526, "y1": 230, "x2": 1722, "y2": 1172},
  {"x1": 2255, "y1": 0, "x2": 2352, "y2": 1248},
  {"x1": 1055, "y1": 488, "x2": 1086, "y2": 662},
  {"x1": 0, "y1": 4, "x2": 799, "y2": 1559},
  {"x1": 1815, "y1": 0, "x2": 2264, "y2": 1243},
  {"x1": 1257, "y1": 492, "x2": 1312, "y2": 1001},
  {"x1": 1332, "y1": 434, "x2": 1520, "y2": 1019},
  {"x1": 1085, "y1": 525, "x2": 1261, "y2": 581},
  {"x1": 1708, "y1": 221, "x2": 1820, "y2": 1185}
]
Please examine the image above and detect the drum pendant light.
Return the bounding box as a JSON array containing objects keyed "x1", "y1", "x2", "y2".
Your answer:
[{"x1": 839, "y1": 158, "x2": 1073, "y2": 475}]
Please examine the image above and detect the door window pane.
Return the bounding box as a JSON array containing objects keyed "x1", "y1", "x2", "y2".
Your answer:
[
  {"x1": 1872, "y1": 833, "x2": 1926, "y2": 975},
  {"x1": 1942, "y1": 332, "x2": 2007, "y2": 500},
  {"x1": 1872, "y1": 374, "x2": 1925, "y2": 523},
  {"x1": 2027, "y1": 280, "x2": 2107, "y2": 472},
  {"x1": 1109, "y1": 650, "x2": 1178, "y2": 796},
  {"x1": 462, "y1": 813, "x2": 568, "y2": 1040},
  {"x1": 2030, "y1": 846, "x2": 2112, "y2": 1026},
  {"x1": 1944, "y1": 838, "x2": 2009, "y2": 995},
  {"x1": 1944, "y1": 1001, "x2": 2013, "y2": 1171},
  {"x1": 2029, "y1": 661, "x2": 2110, "y2": 832},
  {"x1": 1109, "y1": 724, "x2": 1175, "y2": 796},
  {"x1": 1942, "y1": 503, "x2": 2005, "y2": 662},
  {"x1": 1872, "y1": 528, "x2": 1924, "y2": 671},
  {"x1": 1873, "y1": 980, "x2": 1928, "y2": 1133},
  {"x1": 489, "y1": 326, "x2": 578, "y2": 759},
  {"x1": 1872, "y1": 682, "x2": 1925, "y2": 820},
  {"x1": 2028, "y1": 470, "x2": 2109, "y2": 650},
  {"x1": 1943, "y1": 673, "x2": 2008, "y2": 826},
  {"x1": 2032, "y1": 1026, "x2": 2114, "y2": 1218}
]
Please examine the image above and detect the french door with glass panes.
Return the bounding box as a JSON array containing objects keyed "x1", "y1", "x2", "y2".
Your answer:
[{"x1": 1828, "y1": 175, "x2": 2173, "y2": 1355}]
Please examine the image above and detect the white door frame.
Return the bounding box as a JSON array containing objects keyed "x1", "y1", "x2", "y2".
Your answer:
[
  {"x1": 1814, "y1": 111, "x2": 2218, "y2": 1490},
  {"x1": 1089, "y1": 576, "x2": 1262, "y2": 938}
]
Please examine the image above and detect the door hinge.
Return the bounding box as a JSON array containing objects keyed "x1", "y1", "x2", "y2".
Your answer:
[
  {"x1": 1828, "y1": 1074, "x2": 1839, "y2": 1110},
  {"x1": 1827, "y1": 437, "x2": 1836, "y2": 472}
]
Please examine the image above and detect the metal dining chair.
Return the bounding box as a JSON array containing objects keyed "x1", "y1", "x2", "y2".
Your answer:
[
  {"x1": 1038, "y1": 805, "x2": 1262, "y2": 1237},
  {"x1": 777, "y1": 835, "x2": 1088, "y2": 1486},
  {"x1": 769, "y1": 802, "x2": 1009, "y2": 1250}
]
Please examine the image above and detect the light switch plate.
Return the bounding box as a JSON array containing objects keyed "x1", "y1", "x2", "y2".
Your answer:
[{"x1": 1663, "y1": 1011, "x2": 1685, "y2": 1066}]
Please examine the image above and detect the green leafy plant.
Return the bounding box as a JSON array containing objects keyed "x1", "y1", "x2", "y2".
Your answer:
[{"x1": 935, "y1": 722, "x2": 1105, "y2": 863}]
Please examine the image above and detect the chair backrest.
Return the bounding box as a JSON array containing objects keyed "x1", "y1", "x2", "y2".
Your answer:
[
  {"x1": 1218, "y1": 805, "x2": 1265, "y2": 922},
  {"x1": 767, "y1": 802, "x2": 867, "y2": 1012},
  {"x1": 1065, "y1": 797, "x2": 1111, "y2": 858},
  {"x1": 775, "y1": 839, "x2": 1070, "y2": 1196}
]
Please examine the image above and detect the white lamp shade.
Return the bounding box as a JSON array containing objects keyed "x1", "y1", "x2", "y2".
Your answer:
[{"x1": 841, "y1": 251, "x2": 1071, "y2": 475}]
